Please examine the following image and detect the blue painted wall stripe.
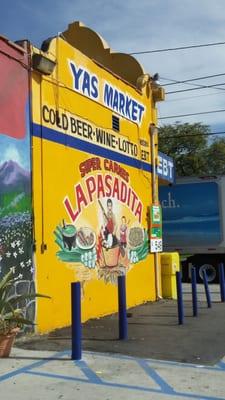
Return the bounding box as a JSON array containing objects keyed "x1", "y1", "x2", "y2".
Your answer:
[{"x1": 31, "y1": 123, "x2": 152, "y2": 173}]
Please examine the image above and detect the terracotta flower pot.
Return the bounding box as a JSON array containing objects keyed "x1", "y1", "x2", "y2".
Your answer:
[
  {"x1": 0, "y1": 328, "x2": 19, "y2": 358},
  {"x1": 102, "y1": 246, "x2": 120, "y2": 268}
]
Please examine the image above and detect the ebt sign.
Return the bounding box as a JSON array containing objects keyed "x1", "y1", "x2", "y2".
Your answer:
[
  {"x1": 157, "y1": 152, "x2": 174, "y2": 183},
  {"x1": 68, "y1": 60, "x2": 145, "y2": 125}
]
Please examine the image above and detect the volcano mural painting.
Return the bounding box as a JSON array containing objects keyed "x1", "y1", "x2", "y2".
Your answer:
[{"x1": 0, "y1": 37, "x2": 34, "y2": 327}]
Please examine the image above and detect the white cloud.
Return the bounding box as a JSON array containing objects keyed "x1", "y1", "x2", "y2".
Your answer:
[
  {"x1": 58, "y1": 0, "x2": 225, "y2": 129},
  {"x1": 2, "y1": 146, "x2": 23, "y2": 166},
  {"x1": 1, "y1": 0, "x2": 225, "y2": 130}
]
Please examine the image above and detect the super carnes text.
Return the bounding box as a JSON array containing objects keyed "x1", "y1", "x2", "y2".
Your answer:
[{"x1": 42, "y1": 105, "x2": 138, "y2": 157}]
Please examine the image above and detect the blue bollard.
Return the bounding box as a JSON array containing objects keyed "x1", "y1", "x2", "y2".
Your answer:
[
  {"x1": 219, "y1": 263, "x2": 225, "y2": 302},
  {"x1": 176, "y1": 271, "x2": 184, "y2": 325},
  {"x1": 71, "y1": 282, "x2": 82, "y2": 360},
  {"x1": 118, "y1": 275, "x2": 128, "y2": 340},
  {"x1": 191, "y1": 267, "x2": 198, "y2": 317},
  {"x1": 203, "y1": 270, "x2": 212, "y2": 308}
]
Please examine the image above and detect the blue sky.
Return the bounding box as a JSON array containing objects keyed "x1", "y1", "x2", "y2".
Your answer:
[
  {"x1": 0, "y1": 133, "x2": 30, "y2": 170},
  {"x1": 0, "y1": 104, "x2": 30, "y2": 170},
  {"x1": 1, "y1": 0, "x2": 225, "y2": 133}
]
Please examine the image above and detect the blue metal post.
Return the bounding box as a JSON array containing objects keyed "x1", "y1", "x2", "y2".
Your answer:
[
  {"x1": 71, "y1": 282, "x2": 82, "y2": 360},
  {"x1": 118, "y1": 275, "x2": 128, "y2": 340},
  {"x1": 191, "y1": 267, "x2": 198, "y2": 317},
  {"x1": 219, "y1": 263, "x2": 225, "y2": 302},
  {"x1": 203, "y1": 270, "x2": 212, "y2": 308},
  {"x1": 176, "y1": 271, "x2": 184, "y2": 325}
]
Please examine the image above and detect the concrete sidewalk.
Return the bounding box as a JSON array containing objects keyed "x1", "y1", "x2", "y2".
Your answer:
[
  {"x1": 1, "y1": 284, "x2": 225, "y2": 400},
  {"x1": 1, "y1": 348, "x2": 225, "y2": 400}
]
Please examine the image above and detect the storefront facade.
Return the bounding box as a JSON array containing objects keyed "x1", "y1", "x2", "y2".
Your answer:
[{"x1": 31, "y1": 22, "x2": 167, "y2": 332}]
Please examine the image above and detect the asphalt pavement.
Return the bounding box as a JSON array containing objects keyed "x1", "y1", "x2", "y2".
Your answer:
[{"x1": 15, "y1": 284, "x2": 225, "y2": 365}]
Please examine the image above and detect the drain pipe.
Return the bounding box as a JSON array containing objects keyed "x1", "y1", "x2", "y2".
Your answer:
[{"x1": 150, "y1": 123, "x2": 162, "y2": 300}]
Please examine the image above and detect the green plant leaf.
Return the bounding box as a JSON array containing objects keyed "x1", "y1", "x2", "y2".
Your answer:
[
  {"x1": 1, "y1": 311, "x2": 17, "y2": 320},
  {"x1": 8, "y1": 293, "x2": 51, "y2": 307},
  {"x1": 0, "y1": 271, "x2": 21, "y2": 302},
  {"x1": 0, "y1": 270, "x2": 50, "y2": 331},
  {"x1": 5, "y1": 316, "x2": 35, "y2": 326},
  {"x1": 0, "y1": 297, "x2": 15, "y2": 315},
  {"x1": 0, "y1": 270, "x2": 13, "y2": 290}
]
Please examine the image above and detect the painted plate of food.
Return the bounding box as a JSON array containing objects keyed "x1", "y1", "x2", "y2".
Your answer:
[
  {"x1": 76, "y1": 227, "x2": 96, "y2": 250},
  {"x1": 128, "y1": 226, "x2": 144, "y2": 249}
]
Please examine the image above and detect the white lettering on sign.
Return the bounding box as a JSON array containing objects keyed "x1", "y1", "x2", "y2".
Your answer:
[
  {"x1": 68, "y1": 60, "x2": 145, "y2": 125},
  {"x1": 157, "y1": 154, "x2": 174, "y2": 181},
  {"x1": 103, "y1": 82, "x2": 145, "y2": 124},
  {"x1": 69, "y1": 60, "x2": 99, "y2": 100},
  {"x1": 161, "y1": 192, "x2": 180, "y2": 209}
]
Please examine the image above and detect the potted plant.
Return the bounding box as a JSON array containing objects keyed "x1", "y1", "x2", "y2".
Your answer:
[{"x1": 0, "y1": 270, "x2": 50, "y2": 357}]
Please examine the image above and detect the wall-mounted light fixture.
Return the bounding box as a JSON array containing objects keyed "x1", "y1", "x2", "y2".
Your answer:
[
  {"x1": 32, "y1": 53, "x2": 56, "y2": 75},
  {"x1": 136, "y1": 73, "x2": 150, "y2": 90}
]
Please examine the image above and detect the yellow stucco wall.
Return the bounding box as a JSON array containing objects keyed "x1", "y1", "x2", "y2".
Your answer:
[{"x1": 31, "y1": 34, "x2": 161, "y2": 333}]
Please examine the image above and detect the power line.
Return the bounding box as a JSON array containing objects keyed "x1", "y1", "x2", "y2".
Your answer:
[
  {"x1": 166, "y1": 91, "x2": 225, "y2": 103},
  {"x1": 166, "y1": 82, "x2": 225, "y2": 94},
  {"x1": 159, "y1": 109, "x2": 225, "y2": 119},
  {"x1": 159, "y1": 131, "x2": 225, "y2": 139},
  {"x1": 161, "y1": 73, "x2": 225, "y2": 86},
  {"x1": 160, "y1": 75, "x2": 225, "y2": 93},
  {"x1": 129, "y1": 40, "x2": 225, "y2": 55}
]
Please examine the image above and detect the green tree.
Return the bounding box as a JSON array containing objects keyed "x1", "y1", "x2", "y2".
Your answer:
[
  {"x1": 206, "y1": 138, "x2": 225, "y2": 175},
  {"x1": 158, "y1": 122, "x2": 210, "y2": 176}
]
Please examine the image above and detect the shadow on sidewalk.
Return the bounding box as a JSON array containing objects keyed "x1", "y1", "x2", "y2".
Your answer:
[{"x1": 15, "y1": 299, "x2": 225, "y2": 365}]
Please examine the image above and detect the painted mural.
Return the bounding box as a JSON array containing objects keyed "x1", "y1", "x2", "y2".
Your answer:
[
  {"x1": 54, "y1": 156, "x2": 149, "y2": 292},
  {"x1": 0, "y1": 40, "x2": 34, "y2": 327}
]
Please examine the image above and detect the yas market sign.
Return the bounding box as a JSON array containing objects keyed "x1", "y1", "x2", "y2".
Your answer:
[{"x1": 69, "y1": 60, "x2": 145, "y2": 125}]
